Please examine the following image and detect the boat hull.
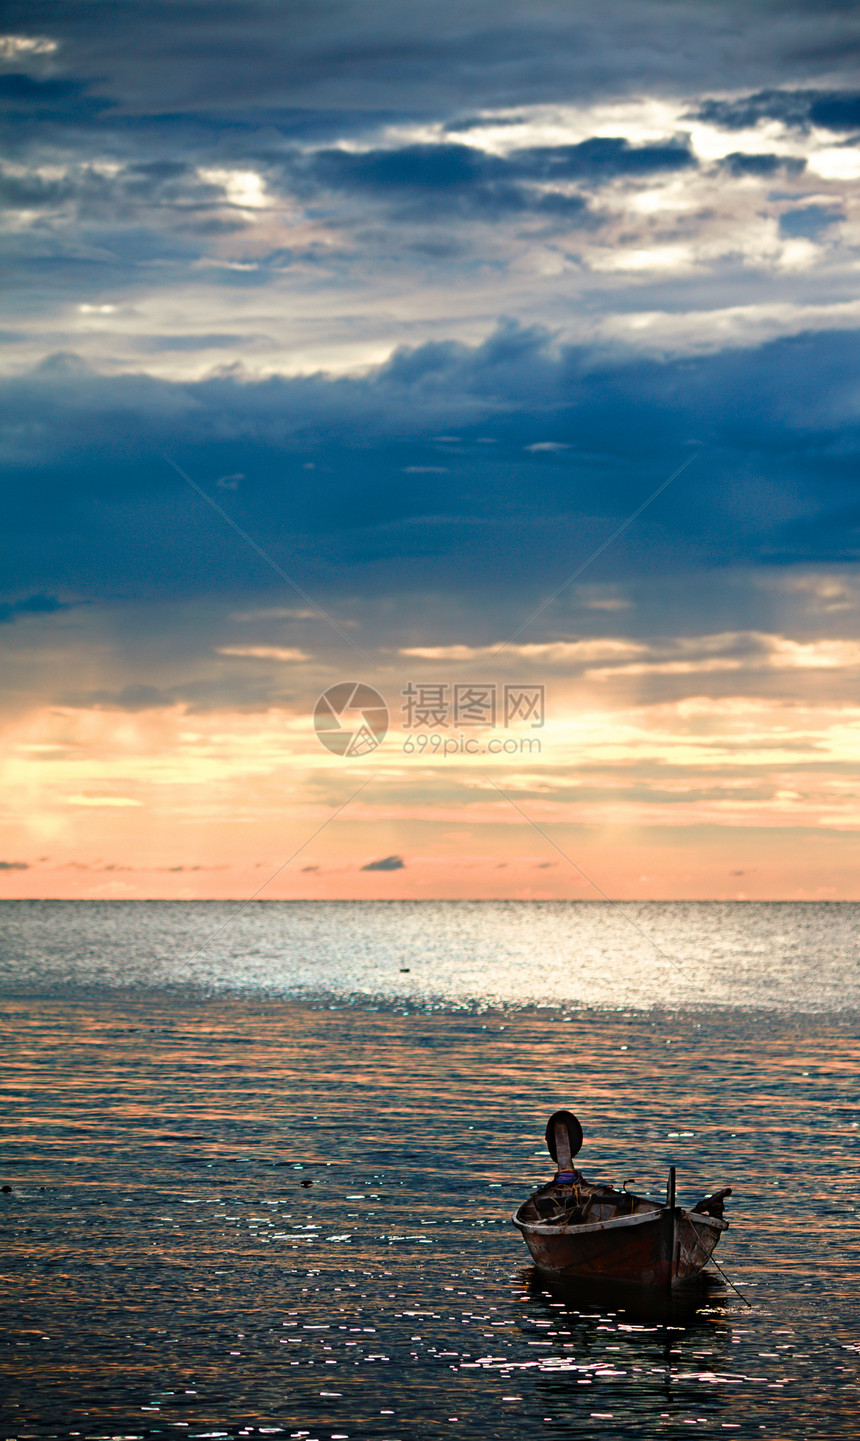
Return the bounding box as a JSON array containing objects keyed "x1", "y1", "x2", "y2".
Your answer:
[{"x1": 514, "y1": 1203, "x2": 727, "y2": 1288}]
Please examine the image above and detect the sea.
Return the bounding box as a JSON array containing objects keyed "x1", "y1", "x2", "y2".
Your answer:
[{"x1": 2, "y1": 900, "x2": 859, "y2": 1441}]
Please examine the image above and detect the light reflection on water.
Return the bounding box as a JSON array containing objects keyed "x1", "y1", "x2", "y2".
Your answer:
[
  {"x1": 2, "y1": 899, "x2": 860, "y2": 1009},
  {"x1": 1, "y1": 903, "x2": 860, "y2": 1438}
]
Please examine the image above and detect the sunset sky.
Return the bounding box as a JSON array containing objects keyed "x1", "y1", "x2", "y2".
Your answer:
[{"x1": 3, "y1": 1, "x2": 860, "y2": 899}]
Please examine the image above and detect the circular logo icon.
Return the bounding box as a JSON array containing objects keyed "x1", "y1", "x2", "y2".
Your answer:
[{"x1": 313, "y1": 682, "x2": 389, "y2": 756}]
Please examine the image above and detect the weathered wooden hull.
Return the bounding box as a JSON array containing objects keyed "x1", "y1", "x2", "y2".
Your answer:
[{"x1": 513, "y1": 1202, "x2": 727, "y2": 1289}]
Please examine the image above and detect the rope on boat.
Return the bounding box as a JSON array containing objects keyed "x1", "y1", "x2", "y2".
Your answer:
[{"x1": 708, "y1": 1254, "x2": 753, "y2": 1308}]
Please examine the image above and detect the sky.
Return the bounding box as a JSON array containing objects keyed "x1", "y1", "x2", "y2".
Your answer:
[{"x1": 3, "y1": 0, "x2": 860, "y2": 900}]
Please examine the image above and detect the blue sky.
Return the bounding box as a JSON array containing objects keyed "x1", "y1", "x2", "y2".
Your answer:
[{"x1": 3, "y1": 2, "x2": 860, "y2": 897}]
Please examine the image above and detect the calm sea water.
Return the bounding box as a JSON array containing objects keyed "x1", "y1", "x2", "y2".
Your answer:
[{"x1": 2, "y1": 902, "x2": 860, "y2": 1440}]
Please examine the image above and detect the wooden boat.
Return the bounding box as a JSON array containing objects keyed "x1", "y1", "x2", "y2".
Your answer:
[{"x1": 513, "y1": 1110, "x2": 731, "y2": 1290}]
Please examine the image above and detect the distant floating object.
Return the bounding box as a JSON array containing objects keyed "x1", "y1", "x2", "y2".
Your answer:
[
  {"x1": 513, "y1": 1110, "x2": 731, "y2": 1289},
  {"x1": 400, "y1": 967, "x2": 410, "y2": 972}
]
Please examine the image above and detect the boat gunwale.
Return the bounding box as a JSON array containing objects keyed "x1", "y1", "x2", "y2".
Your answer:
[{"x1": 512, "y1": 1204, "x2": 729, "y2": 1238}]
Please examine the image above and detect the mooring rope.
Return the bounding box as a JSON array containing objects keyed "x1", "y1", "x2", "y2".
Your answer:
[{"x1": 708, "y1": 1253, "x2": 753, "y2": 1308}]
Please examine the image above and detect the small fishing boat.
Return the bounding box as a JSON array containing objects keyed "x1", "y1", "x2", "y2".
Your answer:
[{"x1": 513, "y1": 1110, "x2": 731, "y2": 1289}]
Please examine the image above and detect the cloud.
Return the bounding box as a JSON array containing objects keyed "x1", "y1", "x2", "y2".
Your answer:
[
  {"x1": 231, "y1": 607, "x2": 318, "y2": 621},
  {"x1": 779, "y1": 204, "x2": 844, "y2": 239},
  {"x1": 693, "y1": 89, "x2": 819, "y2": 131},
  {"x1": 2, "y1": 11, "x2": 860, "y2": 674},
  {"x1": 0, "y1": 71, "x2": 107, "y2": 123},
  {"x1": 6, "y1": 4, "x2": 860, "y2": 125},
  {"x1": 0, "y1": 593, "x2": 69, "y2": 623},
  {"x1": 307, "y1": 140, "x2": 597, "y2": 221},
  {"x1": 60, "y1": 672, "x2": 300, "y2": 715},
  {"x1": 2, "y1": 322, "x2": 860, "y2": 618},
  {"x1": 361, "y1": 854, "x2": 405, "y2": 871},
  {"x1": 68, "y1": 795, "x2": 143, "y2": 807},
  {"x1": 159, "y1": 864, "x2": 228, "y2": 872},
  {"x1": 695, "y1": 87, "x2": 860, "y2": 137},
  {"x1": 401, "y1": 639, "x2": 646, "y2": 663},
  {"x1": 61, "y1": 683, "x2": 177, "y2": 711},
  {"x1": 0, "y1": 35, "x2": 58, "y2": 61},
  {"x1": 303, "y1": 135, "x2": 693, "y2": 223},
  {"x1": 1, "y1": 35, "x2": 859, "y2": 390},
  {"x1": 809, "y1": 94, "x2": 860, "y2": 130},
  {"x1": 312, "y1": 142, "x2": 506, "y2": 194},
  {"x1": 216, "y1": 646, "x2": 310, "y2": 662},
  {"x1": 0, "y1": 859, "x2": 30, "y2": 870},
  {"x1": 719, "y1": 152, "x2": 806, "y2": 177},
  {"x1": 0, "y1": 156, "x2": 252, "y2": 231},
  {"x1": 515, "y1": 136, "x2": 696, "y2": 178},
  {"x1": 51, "y1": 861, "x2": 227, "y2": 873}
]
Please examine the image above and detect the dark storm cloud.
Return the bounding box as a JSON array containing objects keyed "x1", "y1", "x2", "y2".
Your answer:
[
  {"x1": 719, "y1": 152, "x2": 807, "y2": 177},
  {"x1": 305, "y1": 142, "x2": 595, "y2": 220},
  {"x1": 308, "y1": 141, "x2": 536, "y2": 218},
  {"x1": 290, "y1": 134, "x2": 698, "y2": 227},
  {"x1": 1, "y1": 324, "x2": 859, "y2": 613},
  {"x1": 2, "y1": 4, "x2": 860, "y2": 623},
  {"x1": 693, "y1": 90, "x2": 820, "y2": 131},
  {"x1": 518, "y1": 137, "x2": 696, "y2": 178},
  {"x1": 345, "y1": 135, "x2": 688, "y2": 194},
  {"x1": 6, "y1": 1, "x2": 860, "y2": 117},
  {"x1": 809, "y1": 94, "x2": 860, "y2": 130},
  {"x1": 312, "y1": 143, "x2": 509, "y2": 193},
  {"x1": 695, "y1": 88, "x2": 860, "y2": 134}
]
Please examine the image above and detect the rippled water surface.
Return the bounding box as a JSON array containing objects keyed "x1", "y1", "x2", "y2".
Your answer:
[
  {"x1": 3, "y1": 898, "x2": 860, "y2": 1010},
  {"x1": 2, "y1": 902, "x2": 860, "y2": 1439}
]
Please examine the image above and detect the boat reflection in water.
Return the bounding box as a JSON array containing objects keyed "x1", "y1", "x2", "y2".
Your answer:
[
  {"x1": 519, "y1": 1266, "x2": 732, "y2": 1428},
  {"x1": 525, "y1": 1259, "x2": 727, "y2": 1328},
  {"x1": 514, "y1": 1110, "x2": 732, "y2": 1291}
]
